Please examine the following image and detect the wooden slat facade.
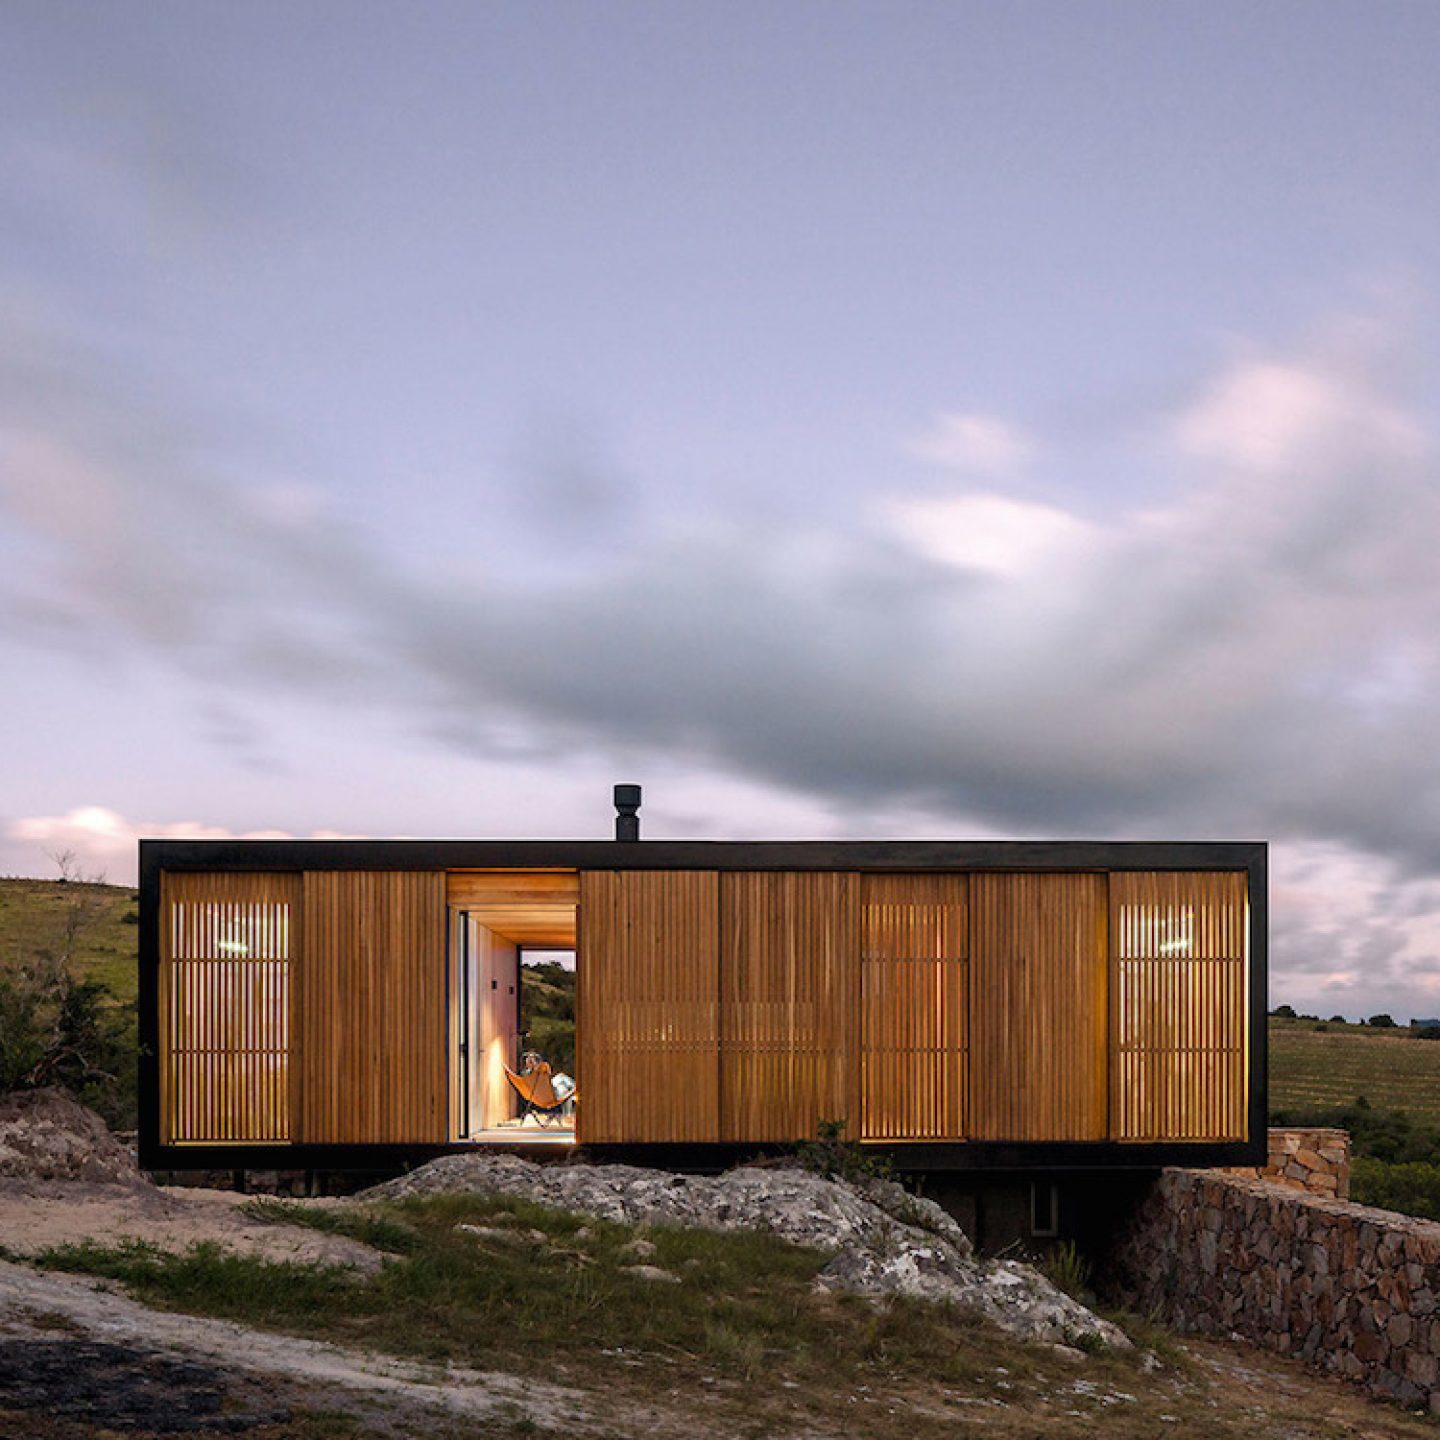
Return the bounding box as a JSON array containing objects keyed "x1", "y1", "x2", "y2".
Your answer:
[
  {"x1": 860, "y1": 874, "x2": 968, "y2": 1141},
  {"x1": 157, "y1": 861, "x2": 1253, "y2": 1153},
  {"x1": 159, "y1": 871, "x2": 297, "y2": 1144},
  {"x1": 297, "y1": 871, "x2": 448, "y2": 1144},
  {"x1": 577, "y1": 871, "x2": 720, "y2": 1143},
  {"x1": 719, "y1": 872, "x2": 860, "y2": 1141},
  {"x1": 1110, "y1": 871, "x2": 1248, "y2": 1141},
  {"x1": 969, "y1": 873, "x2": 1108, "y2": 1141}
]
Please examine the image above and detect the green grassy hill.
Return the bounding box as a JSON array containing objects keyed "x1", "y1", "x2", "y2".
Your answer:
[
  {"x1": 0, "y1": 876, "x2": 139, "y2": 1128},
  {"x1": 1268, "y1": 1016, "x2": 1440, "y2": 1126},
  {"x1": 0, "y1": 877, "x2": 140, "y2": 1003}
]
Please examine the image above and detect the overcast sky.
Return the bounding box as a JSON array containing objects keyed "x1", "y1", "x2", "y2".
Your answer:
[{"x1": 4, "y1": 2, "x2": 1440, "y2": 1017}]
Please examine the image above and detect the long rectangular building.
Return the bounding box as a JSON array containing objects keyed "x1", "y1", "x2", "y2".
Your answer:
[{"x1": 137, "y1": 834, "x2": 1267, "y2": 1175}]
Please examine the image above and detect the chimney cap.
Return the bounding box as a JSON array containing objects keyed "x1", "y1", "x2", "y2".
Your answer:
[{"x1": 614, "y1": 784, "x2": 641, "y2": 841}]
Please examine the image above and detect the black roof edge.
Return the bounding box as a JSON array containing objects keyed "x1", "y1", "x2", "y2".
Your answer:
[{"x1": 139, "y1": 837, "x2": 1266, "y2": 872}]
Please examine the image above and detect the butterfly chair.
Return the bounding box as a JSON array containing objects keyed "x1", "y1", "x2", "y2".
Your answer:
[{"x1": 503, "y1": 1060, "x2": 576, "y2": 1128}]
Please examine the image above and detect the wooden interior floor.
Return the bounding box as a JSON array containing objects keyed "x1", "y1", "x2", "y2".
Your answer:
[{"x1": 467, "y1": 1124, "x2": 576, "y2": 1146}]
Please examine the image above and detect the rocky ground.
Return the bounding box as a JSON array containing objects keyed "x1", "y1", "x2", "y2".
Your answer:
[
  {"x1": 0, "y1": 1091, "x2": 379, "y2": 1270},
  {"x1": 367, "y1": 1152, "x2": 1128, "y2": 1348},
  {"x1": 0, "y1": 1259, "x2": 657, "y2": 1437},
  {"x1": 2, "y1": 1089, "x2": 1439, "y2": 1438}
]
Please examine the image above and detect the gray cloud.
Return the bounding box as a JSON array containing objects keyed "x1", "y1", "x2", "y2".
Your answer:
[{"x1": 7, "y1": 306, "x2": 1440, "y2": 1008}]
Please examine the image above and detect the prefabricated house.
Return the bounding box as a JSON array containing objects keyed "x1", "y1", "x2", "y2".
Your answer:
[{"x1": 138, "y1": 803, "x2": 1266, "y2": 1198}]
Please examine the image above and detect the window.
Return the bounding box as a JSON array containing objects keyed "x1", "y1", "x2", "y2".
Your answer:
[{"x1": 1030, "y1": 1181, "x2": 1059, "y2": 1238}]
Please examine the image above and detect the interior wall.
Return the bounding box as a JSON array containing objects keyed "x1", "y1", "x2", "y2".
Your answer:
[{"x1": 467, "y1": 917, "x2": 519, "y2": 1132}]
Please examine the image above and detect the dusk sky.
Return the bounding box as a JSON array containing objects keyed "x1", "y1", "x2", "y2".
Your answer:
[{"x1": 5, "y1": 3, "x2": 1440, "y2": 1018}]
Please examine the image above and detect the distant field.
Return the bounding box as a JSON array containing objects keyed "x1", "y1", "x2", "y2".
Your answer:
[
  {"x1": 0, "y1": 877, "x2": 139, "y2": 1004},
  {"x1": 1269, "y1": 1018, "x2": 1440, "y2": 1125}
]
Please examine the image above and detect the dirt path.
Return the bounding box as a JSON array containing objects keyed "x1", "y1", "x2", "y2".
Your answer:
[
  {"x1": 0, "y1": 1180, "x2": 385, "y2": 1270},
  {"x1": 0, "y1": 1257, "x2": 691, "y2": 1437}
]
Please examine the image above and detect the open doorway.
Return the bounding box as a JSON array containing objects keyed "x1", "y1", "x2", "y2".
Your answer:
[{"x1": 449, "y1": 871, "x2": 578, "y2": 1144}]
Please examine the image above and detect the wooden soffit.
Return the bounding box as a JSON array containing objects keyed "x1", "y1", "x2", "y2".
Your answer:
[{"x1": 446, "y1": 870, "x2": 577, "y2": 947}]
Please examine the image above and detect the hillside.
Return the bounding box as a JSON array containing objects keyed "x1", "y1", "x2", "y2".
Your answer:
[
  {"x1": 1268, "y1": 1016, "x2": 1440, "y2": 1125},
  {"x1": 0, "y1": 877, "x2": 139, "y2": 1004}
]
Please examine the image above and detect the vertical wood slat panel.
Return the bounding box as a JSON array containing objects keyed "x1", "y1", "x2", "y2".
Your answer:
[
  {"x1": 298, "y1": 871, "x2": 447, "y2": 1144},
  {"x1": 968, "y1": 873, "x2": 1107, "y2": 1141},
  {"x1": 720, "y1": 872, "x2": 860, "y2": 1142},
  {"x1": 577, "y1": 871, "x2": 719, "y2": 1143},
  {"x1": 1110, "y1": 871, "x2": 1248, "y2": 1141},
  {"x1": 860, "y1": 874, "x2": 968, "y2": 1141},
  {"x1": 159, "y1": 871, "x2": 298, "y2": 1144}
]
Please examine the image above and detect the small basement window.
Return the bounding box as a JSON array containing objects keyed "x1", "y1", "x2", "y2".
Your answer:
[{"x1": 1030, "y1": 1181, "x2": 1059, "y2": 1238}]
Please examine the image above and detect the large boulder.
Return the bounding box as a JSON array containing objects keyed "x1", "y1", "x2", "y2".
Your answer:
[
  {"x1": 365, "y1": 1155, "x2": 1127, "y2": 1349},
  {"x1": 0, "y1": 1088, "x2": 142, "y2": 1187}
]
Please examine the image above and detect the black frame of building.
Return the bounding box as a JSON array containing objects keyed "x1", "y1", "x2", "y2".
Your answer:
[{"x1": 138, "y1": 837, "x2": 1268, "y2": 1174}]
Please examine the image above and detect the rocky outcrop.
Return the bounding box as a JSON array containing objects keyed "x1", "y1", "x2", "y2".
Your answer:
[
  {"x1": 0, "y1": 1088, "x2": 141, "y2": 1187},
  {"x1": 1110, "y1": 1167, "x2": 1440, "y2": 1413},
  {"x1": 366, "y1": 1155, "x2": 1127, "y2": 1349}
]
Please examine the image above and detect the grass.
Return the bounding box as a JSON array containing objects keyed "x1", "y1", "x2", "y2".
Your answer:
[
  {"x1": 0, "y1": 877, "x2": 139, "y2": 1005},
  {"x1": 31, "y1": 1192, "x2": 1440, "y2": 1439},
  {"x1": 28, "y1": 1193, "x2": 1197, "y2": 1435},
  {"x1": 1269, "y1": 1016, "x2": 1440, "y2": 1124}
]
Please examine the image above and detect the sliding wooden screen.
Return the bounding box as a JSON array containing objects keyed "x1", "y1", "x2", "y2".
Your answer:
[
  {"x1": 159, "y1": 872, "x2": 298, "y2": 1144},
  {"x1": 860, "y1": 874, "x2": 969, "y2": 1140},
  {"x1": 297, "y1": 871, "x2": 447, "y2": 1144},
  {"x1": 577, "y1": 871, "x2": 720, "y2": 1143},
  {"x1": 1110, "y1": 871, "x2": 1248, "y2": 1141},
  {"x1": 969, "y1": 873, "x2": 1108, "y2": 1141},
  {"x1": 720, "y1": 872, "x2": 860, "y2": 1141}
]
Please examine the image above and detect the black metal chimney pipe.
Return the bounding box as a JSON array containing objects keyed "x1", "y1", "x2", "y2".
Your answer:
[{"x1": 614, "y1": 784, "x2": 641, "y2": 841}]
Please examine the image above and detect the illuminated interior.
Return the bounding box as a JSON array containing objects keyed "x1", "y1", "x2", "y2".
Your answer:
[{"x1": 449, "y1": 871, "x2": 578, "y2": 1145}]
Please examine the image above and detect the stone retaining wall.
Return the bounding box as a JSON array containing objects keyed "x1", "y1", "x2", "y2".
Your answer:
[
  {"x1": 1109, "y1": 1168, "x2": 1440, "y2": 1412},
  {"x1": 1227, "y1": 1127, "x2": 1351, "y2": 1200}
]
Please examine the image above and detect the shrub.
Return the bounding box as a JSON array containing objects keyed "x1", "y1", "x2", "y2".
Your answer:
[
  {"x1": 1269, "y1": 1102, "x2": 1440, "y2": 1165},
  {"x1": 1040, "y1": 1240, "x2": 1091, "y2": 1301},
  {"x1": 0, "y1": 963, "x2": 134, "y2": 1129},
  {"x1": 1351, "y1": 1158, "x2": 1440, "y2": 1221},
  {"x1": 0, "y1": 867, "x2": 136, "y2": 1129},
  {"x1": 1367, "y1": 1013, "x2": 1397, "y2": 1028},
  {"x1": 796, "y1": 1118, "x2": 893, "y2": 1184},
  {"x1": 1270, "y1": 1004, "x2": 1297, "y2": 1019}
]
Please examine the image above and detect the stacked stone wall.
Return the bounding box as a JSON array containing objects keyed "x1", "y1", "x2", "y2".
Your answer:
[
  {"x1": 1227, "y1": 1126, "x2": 1351, "y2": 1199},
  {"x1": 1110, "y1": 1168, "x2": 1440, "y2": 1412}
]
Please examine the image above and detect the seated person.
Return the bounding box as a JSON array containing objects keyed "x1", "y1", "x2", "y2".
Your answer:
[{"x1": 514, "y1": 1050, "x2": 575, "y2": 1122}]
